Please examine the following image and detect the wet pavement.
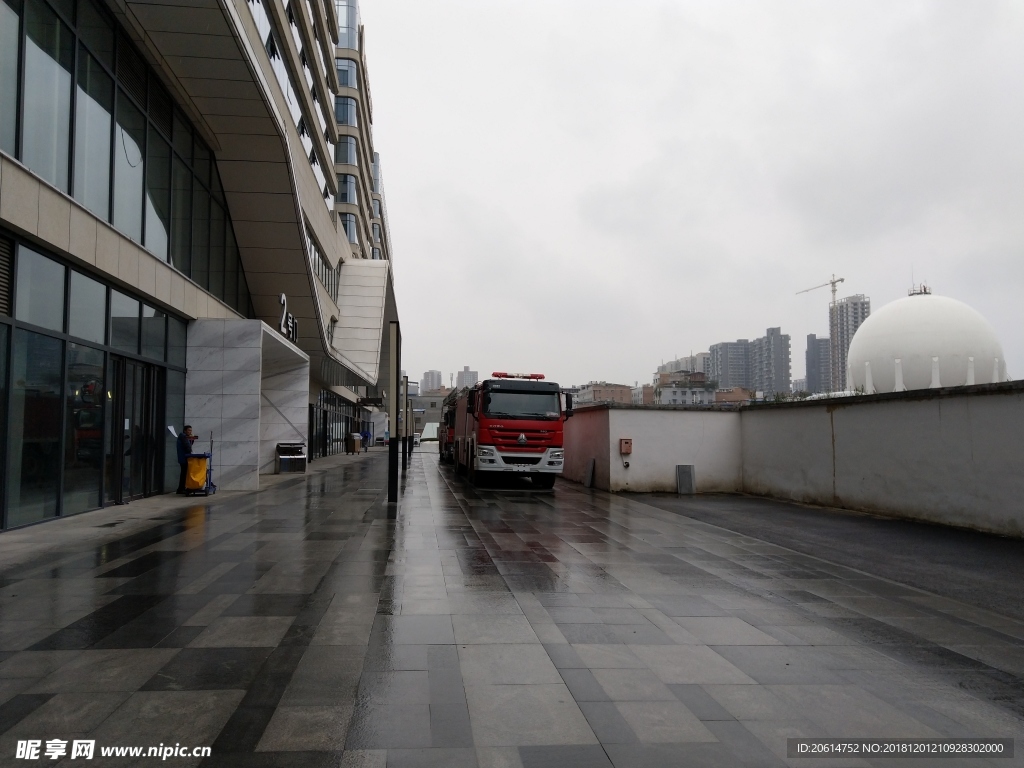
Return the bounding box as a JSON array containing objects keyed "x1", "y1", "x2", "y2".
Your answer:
[{"x1": 0, "y1": 448, "x2": 1022, "y2": 767}]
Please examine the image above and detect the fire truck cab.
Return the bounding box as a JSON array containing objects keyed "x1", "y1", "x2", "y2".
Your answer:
[{"x1": 452, "y1": 373, "x2": 572, "y2": 489}]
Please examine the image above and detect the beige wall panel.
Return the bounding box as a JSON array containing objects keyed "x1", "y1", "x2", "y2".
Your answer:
[
  {"x1": 216, "y1": 133, "x2": 287, "y2": 161},
  {"x1": 219, "y1": 160, "x2": 292, "y2": 194},
  {"x1": 183, "y1": 281, "x2": 198, "y2": 316},
  {"x1": 240, "y1": 248, "x2": 305, "y2": 273},
  {"x1": 117, "y1": 239, "x2": 141, "y2": 286},
  {"x1": 226, "y1": 192, "x2": 298, "y2": 224},
  {"x1": 129, "y1": 5, "x2": 227, "y2": 32},
  {"x1": 0, "y1": 160, "x2": 40, "y2": 236},
  {"x1": 149, "y1": 31, "x2": 238, "y2": 60},
  {"x1": 137, "y1": 252, "x2": 156, "y2": 296},
  {"x1": 204, "y1": 113, "x2": 277, "y2": 136},
  {"x1": 172, "y1": 56, "x2": 252, "y2": 82},
  {"x1": 181, "y1": 77, "x2": 261, "y2": 101},
  {"x1": 234, "y1": 221, "x2": 302, "y2": 251},
  {"x1": 95, "y1": 222, "x2": 120, "y2": 276},
  {"x1": 153, "y1": 262, "x2": 173, "y2": 304},
  {"x1": 68, "y1": 205, "x2": 97, "y2": 265},
  {"x1": 37, "y1": 186, "x2": 71, "y2": 251},
  {"x1": 170, "y1": 273, "x2": 186, "y2": 312},
  {"x1": 193, "y1": 97, "x2": 267, "y2": 118}
]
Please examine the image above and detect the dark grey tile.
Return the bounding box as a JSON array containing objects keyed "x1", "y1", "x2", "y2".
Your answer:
[
  {"x1": 605, "y1": 743, "x2": 735, "y2": 768},
  {"x1": 578, "y1": 701, "x2": 639, "y2": 745},
  {"x1": 544, "y1": 643, "x2": 587, "y2": 669},
  {"x1": 429, "y1": 701, "x2": 474, "y2": 748},
  {"x1": 387, "y1": 747, "x2": 477, "y2": 768},
  {"x1": 668, "y1": 684, "x2": 736, "y2": 720},
  {"x1": 559, "y1": 668, "x2": 610, "y2": 701},
  {"x1": 520, "y1": 744, "x2": 613, "y2": 768},
  {"x1": 141, "y1": 647, "x2": 273, "y2": 691}
]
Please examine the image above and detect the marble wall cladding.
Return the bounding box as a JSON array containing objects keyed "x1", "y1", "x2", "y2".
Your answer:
[
  {"x1": 186, "y1": 320, "x2": 264, "y2": 491},
  {"x1": 259, "y1": 332, "x2": 309, "y2": 475}
]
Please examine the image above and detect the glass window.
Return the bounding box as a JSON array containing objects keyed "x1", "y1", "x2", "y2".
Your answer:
[
  {"x1": 209, "y1": 200, "x2": 225, "y2": 297},
  {"x1": 335, "y1": 135, "x2": 356, "y2": 165},
  {"x1": 172, "y1": 109, "x2": 191, "y2": 161},
  {"x1": 193, "y1": 139, "x2": 210, "y2": 187},
  {"x1": 113, "y1": 90, "x2": 145, "y2": 241},
  {"x1": 224, "y1": 225, "x2": 239, "y2": 310},
  {"x1": 0, "y1": 0, "x2": 21, "y2": 156},
  {"x1": 109, "y1": 290, "x2": 139, "y2": 353},
  {"x1": 163, "y1": 369, "x2": 184, "y2": 492},
  {"x1": 336, "y1": 173, "x2": 357, "y2": 205},
  {"x1": 0, "y1": 326, "x2": 7, "y2": 515},
  {"x1": 372, "y1": 222, "x2": 381, "y2": 242},
  {"x1": 63, "y1": 343, "x2": 105, "y2": 516},
  {"x1": 141, "y1": 304, "x2": 165, "y2": 360},
  {"x1": 372, "y1": 199, "x2": 380, "y2": 219},
  {"x1": 73, "y1": 47, "x2": 113, "y2": 219},
  {"x1": 149, "y1": 79, "x2": 172, "y2": 137},
  {"x1": 167, "y1": 316, "x2": 186, "y2": 367},
  {"x1": 337, "y1": 0, "x2": 358, "y2": 50},
  {"x1": 22, "y1": 0, "x2": 74, "y2": 191},
  {"x1": 145, "y1": 125, "x2": 171, "y2": 260},
  {"x1": 77, "y1": 0, "x2": 113, "y2": 69},
  {"x1": 170, "y1": 156, "x2": 192, "y2": 275},
  {"x1": 336, "y1": 58, "x2": 357, "y2": 89},
  {"x1": 192, "y1": 181, "x2": 210, "y2": 289},
  {"x1": 68, "y1": 270, "x2": 106, "y2": 343},
  {"x1": 335, "y1": 96, "x2": 357, "y2": 126},
  {"x1": 7, "y1": 329, "x2": 63, "y2": 527},
  {"x1": 15, "y1": 246, "x2": 66, "y2": 332},
  {"x1": 340, "y1": 213, "x2": 358, "y2": 244},
  {"x1": 371, "y1": 247, "x2": 380, "y2": 260}
]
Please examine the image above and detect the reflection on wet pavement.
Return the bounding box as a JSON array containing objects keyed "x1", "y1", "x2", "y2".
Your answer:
[{"x1": 0, "y1": 449, "x2": 1022, "y2": 767}]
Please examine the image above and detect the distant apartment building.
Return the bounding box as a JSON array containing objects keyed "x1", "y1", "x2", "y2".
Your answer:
[
  {"x1": 456, "y1": 366, "x2": 479, "y2": 389},
  {"x1": 750, "y1": 327, "x2": 791, "y2": 397},
  {"x1": 657, "y1": 353, "x2": 710, "y2": 377},
  {"x1": 805, "y1": 334, "x2": 832, "y2": 394},
  {"x1": 831, "y1": 295, "x2": 871, "y2": 390},
  {"x1": 792, "y1": 378, "x2": 807, "y2": 393},
  {"x1": 709, "y1": 340, "x2": 751, "y2": 389},
  {"x1": 421, "y1": 370, "x2": 443, "y2": 393},
  {"x1": 631, "y1": 385, "x2": 654, "y2": 405},
  {"x1": 655, "y1": 385, "x2": 715, "y2": 406},
  {"x1": 575, "y1": 382, "x2": 633, "y2": 405}
]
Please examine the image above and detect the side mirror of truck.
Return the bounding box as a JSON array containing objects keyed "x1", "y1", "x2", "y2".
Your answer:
[
  {"x1": 564, "y1": 394, "x2": 574, "y2": 419},
  {"x1": 467, "y1": 391, "x2": 477, "y2": 411}
]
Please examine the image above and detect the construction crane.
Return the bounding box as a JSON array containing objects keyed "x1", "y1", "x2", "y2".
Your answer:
[
  {"x1": 796, "y1": 274, "x2": 846, "y2": 393},
  {"x1": 796, "y1": 274, "x2": 845, "y2": 305}
]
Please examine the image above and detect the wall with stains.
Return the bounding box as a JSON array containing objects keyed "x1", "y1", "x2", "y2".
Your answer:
[{"x1": 742, "y1": 387, "x2": 1024, "y2": 537}]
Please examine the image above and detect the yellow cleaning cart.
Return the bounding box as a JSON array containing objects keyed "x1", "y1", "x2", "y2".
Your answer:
[{"x1": 185, "y1": 452, "x2": 216, "y2": 496}]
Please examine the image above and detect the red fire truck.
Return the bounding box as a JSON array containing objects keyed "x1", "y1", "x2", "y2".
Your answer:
[{"x1": 451, "y1": 372, "x2": 572, "y2": 488}]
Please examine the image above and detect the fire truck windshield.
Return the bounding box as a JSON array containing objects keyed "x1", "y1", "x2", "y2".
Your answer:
[{"x1": 484, "y1": 391, "x2": 560, "y2": 420}]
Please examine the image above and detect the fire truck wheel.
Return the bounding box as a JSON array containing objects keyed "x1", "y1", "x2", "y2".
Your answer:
[{"x1": 531, "y1": 473, "x2": 556, "y2": 490}]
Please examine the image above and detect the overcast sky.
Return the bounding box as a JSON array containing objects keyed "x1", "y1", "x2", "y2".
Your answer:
[{"x1": 360, "y1": 0, "x2": 1024, "y2": 388}]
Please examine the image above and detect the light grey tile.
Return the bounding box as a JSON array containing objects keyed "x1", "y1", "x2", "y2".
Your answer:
[
  {"x1": 465, "y1": 684, "x2": 597, "y2": 747},
  {"x1": 459, "y1": 644, "x2": 561, "y2": 686}
]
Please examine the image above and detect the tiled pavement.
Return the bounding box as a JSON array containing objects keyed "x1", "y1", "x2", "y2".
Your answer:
[{"x1": 0, "y1": 449, "x2": 1023, "y2": 767}]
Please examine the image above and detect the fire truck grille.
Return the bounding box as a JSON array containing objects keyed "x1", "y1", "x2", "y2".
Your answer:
[{"x1": 490, "y1": 428, "x2": 553, "y2": 451}]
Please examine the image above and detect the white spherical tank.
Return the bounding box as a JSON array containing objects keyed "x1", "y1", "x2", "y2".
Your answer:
[{"x1": 847, "y1": 294, "x2": 1006, "y2": 393}]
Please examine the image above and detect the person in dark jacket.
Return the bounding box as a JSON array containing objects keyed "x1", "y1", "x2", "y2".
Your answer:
[
  {"x1": 176, "y1": 425, "x2": 194, "y2": 494},
  {"x1": 361, "y1": 429, "x2": 371, "y2": 453}
]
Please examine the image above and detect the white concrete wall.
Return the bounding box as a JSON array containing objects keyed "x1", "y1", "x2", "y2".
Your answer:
[
  {"x1": 185, "y1": 319, "x2": 263, "y2": 491},
  {"x1": 742, "y1": 390, "x2": 1024, "y2": 536},
  {"x1": 564, "y1": 406, "x2": 741, "y2": 493},
  {"x1": 562, "y1": 407, "x2": 610, "y2": 490},
  {"x1": 607, "y1": 409, "x2": 741, "y2": 493}
]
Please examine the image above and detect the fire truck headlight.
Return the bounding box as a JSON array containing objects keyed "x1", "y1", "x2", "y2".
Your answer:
[
  {"x1": 549, "y1": 449, "x2": 564, "y2": 460},
  {"x1": 477, "y1": 446, "x2": 494, "y2": 457}
]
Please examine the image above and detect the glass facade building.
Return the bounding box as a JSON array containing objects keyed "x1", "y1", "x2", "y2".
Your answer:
[
  {"x1": 1, "y1": 0, "x2": 253, "y2": 316},
  {"x1": 0, "y1": 232, "x2": 187, "y2": 528}
]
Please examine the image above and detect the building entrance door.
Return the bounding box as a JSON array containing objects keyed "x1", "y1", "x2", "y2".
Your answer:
[{"x1": 108, "y1": 357, "x2": 163, "y2": 502}]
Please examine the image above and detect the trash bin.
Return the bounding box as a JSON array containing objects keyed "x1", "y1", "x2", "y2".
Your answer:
[
  {"x1": 276, "y1": 442, "x2": 307, "y2": 473},
  {"x1": 346, "y1": 433, "x2": 361, "y2": 454}
]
